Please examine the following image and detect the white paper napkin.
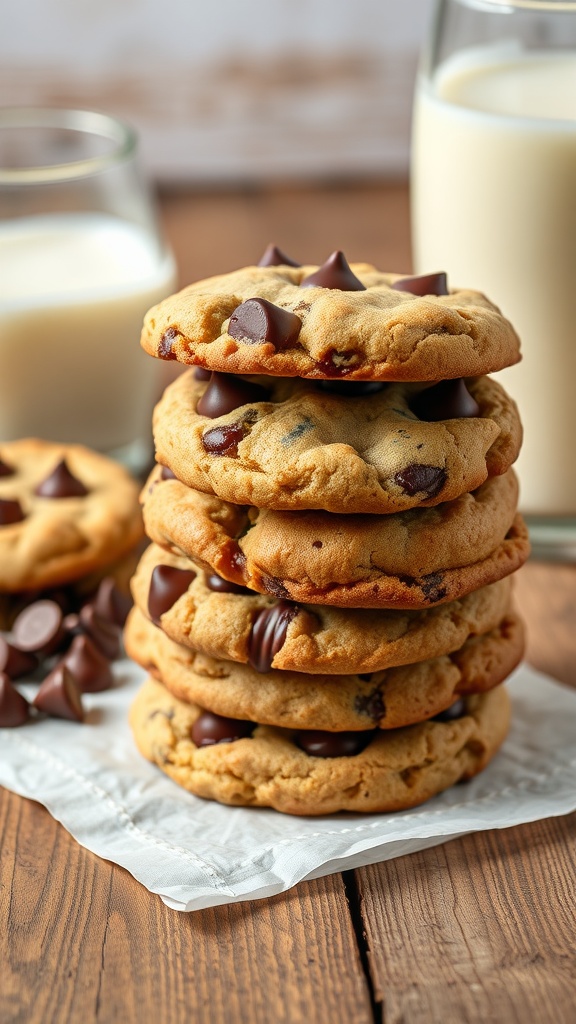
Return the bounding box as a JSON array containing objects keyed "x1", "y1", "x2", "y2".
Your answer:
[{"x1": 1, "y1": 661, "x2": 575, "y2": 912}]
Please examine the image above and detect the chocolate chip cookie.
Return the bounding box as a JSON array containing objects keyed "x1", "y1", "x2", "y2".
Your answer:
[
  {"x1": 130, "y1": 543, "x2": 514, "y2": 673},
  {"x1": 152, "y1": 369, "x2": 522, "y2": 513},
  {"x1": 141, "y1": 252, "x2": 521, "y2": 381},
  {"x1": 129, "y1": 675, "x2": 512, "y2": 814},
  {"x1": 141, "y1": 469, "x2": 528, "y2": 607},
  {"x1": 125, "y1": 604, "x2": 524, "y2": 731},
  {"x1": 0, "y1": 439, "x2": 144, "y2": 592}
]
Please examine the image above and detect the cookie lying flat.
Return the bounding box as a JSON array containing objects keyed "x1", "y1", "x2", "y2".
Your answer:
[
  {"x1": 0, "y1": 439, "x2": 144, "y2": 592},
  {"x1": 125, "y1": 604, "x2": 524, "y2": 731},
  {"x1": 141, "y1": 255, "x2": 521, "y2": 381},
  {"x1": 141, "y1": 469, "x2": 528, "y2": 607},
  {"x1": 153, "y1": 370, "x2": 521, "y2": 513},
  {"x1": 129, "y1": 676, "x2": 511, "y2": 815},
  {"x1": 131, "y1": 543, "x2": 514, "y2": 674}
]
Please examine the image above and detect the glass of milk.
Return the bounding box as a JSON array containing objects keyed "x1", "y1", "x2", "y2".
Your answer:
[
  {"x1": 411, "y1": 0, "x2": 576, "y2": 560},
  {"x1": 0, "y1": 108, "x2": 176, "y2": 473}
]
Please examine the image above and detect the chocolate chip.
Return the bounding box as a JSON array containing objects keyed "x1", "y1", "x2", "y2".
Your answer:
[
  {"x1": 194, "y1": 366, "x2": 212, "y2": 381},
  {"x1": 12, "y1": 600, "x2": 66, "y2": 655},
  {"x1": 0, "y1": 498, "x2": 25, "y2": 526},
  {"x1": 0, "y1": 673, "x2": 30, "y2": 727},
  {"x1": 148, "y1": 565, "x2": 196, "y2": 625},
  {"x1": 248, "y1": 600, "x2": 299, "y2": 673},
  {"x1": 296, "y1": 729, "x2": 374, "y2": 758},
  {"x1": 34, "y1": 459, "x2": 88, "y2": 498},
  {"x1": 61, "y1": 634, "x2": 115, "y2": 693},
  {"x1": 160, "y1": 465, "x2": 178, "y2": 480},
  {"x1": 0, "y1": 637, "x2": 38, "y2": 679},
  {"x1": 0, "y1": 456, "x2": 15, "y2": 478},
  {"x1": 260, "y1": 576, "x2": 291, "y2": 600},
  {"x1": 315, "y1": 349, "x2": 357, "y2": 377},
  {"x1": 420, "y1": 573, "x2": 448, "y2": 604},
  {"x1": 33, "y1": 665, "x2": 84, "y2": 722},
  {"x1": 410, "y1": 378, "x2": 481, "y2": 421},
  {"x1": 312, "y1": 540, "x2": 323, "y2": 549},
  {"x1": 317, "y1": 380, "x2": 386, "y2": 396},
  {"x1": 258, "y1": 244, "x2": 301, "y2": 268},
  {"x1": 228, "y1": 298, "x2": 302, "y2": 350},
  {"x1": 201, "y1": 423, "x2": 247, "y2": 458},
  {"x1": 192, "y1": 710, "x2": 255, "y2": 747},
  {"x1": 197, "y1": 372, "x2": 270, "y2": 418},
  {"x1": 301, "y1": 251, "x2": 366, "y2": 291},
  {"x1": 392, "y1": 272, "x2": 448, "y2": 297},
  {"x1": 205, "y1": 572, "x2": 252, "y2": 595},
  {"x1": 75, "y1": 605, "x2": 122, "y2": 660},
  {"x1": 433, "y1": 698, "x2": 466, "y2": 722},
  {"x1": 158, "y1": 326, "x2": 179, "y2": 360},
  {"x1": 93, "y1": 577, "x2": 132, "y2": 628},
  {"x1": 394, "y1": 464, "x2": 447, "y2": 499},
  {"x1": 354, "y1": 689, "x2": 386, "y2": 724}
]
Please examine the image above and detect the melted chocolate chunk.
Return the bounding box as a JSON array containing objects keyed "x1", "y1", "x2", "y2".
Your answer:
[
  {"x1": 33, "y1": 665, "x2": 84, "y2": 722},
  {"x1": 260, "y1": 576, "x2": 291, "y2": 600},
  {"x1": 392, "y1": 272, "x2": 449, "y2": 297},
  {"x1": 148, "y1": 565, "x2": 196, "y2": 625},
  {"x1": 410, "y1": 378, "x2": 481, "y2": 421},
  {"x1": 301, "y1": 251, "x2": 366, "y2": 291},
  {"x1": 228, "y1": 298, "x2": 302, "y2": 350},
  {"x1": 317, "y1": 380, "x2": 386, "y2": 396},
  {"x1": 201, "y1": 423, "x2": 247, "y2": 458},
  {"x1": 192, "y1": 710, "x2": 255, "y2": 747},
  {"x1": 433, "y1": 698, "x2": 466, "y2": 722},
  {"x1": 194, "y1": 366, "x2": 212, "y2": 381},
  {"x1": 34, "y1": 459, "x2": 88, "y2": 498},
  {"x1": 248, "y1": 601, "x2": 299, "y2": 673},
  {"x1": 61, "y1": 634, "x2": 115, "y2": 693},
  {"x1": 0, "y1": 673, "x2": 30, "y2": 727},
  {"x1": 354, "y1": 688, "x2": 386, "y2": 724},
  {"x1": 315, "y1": 349, "x2": 357, "y2": 378},
  {"x1": 0, "y1": 456, "x2": 15, "y2": 478},
  {"x1": 258, "y1": 244, "x2": 301, "y2": 268},
  {"x1": 296, "y1": 729, "x2": 374, "y2": 758},
  {"x1": 158, "y1": 326, "x2": 179, "y2": 360},
  {"x1": 420, "y1": 573, "x2": 447, "y2": 604},
  {"x1": 0, "y1": 637, "x2": 38, "y2": 679},
  {"x1": 197, "y1": 372, "x2": 270, "y2": 418},
  {"x1": 0, "y1": 498, "x2": 25, "y2": 526},
  {"x1": 394, "y1": 464, "x2": 447, "y2": 499},
  {"x1": 12, "y1": 599, "x2": 66, "y2": 655},
  {"x1": 205, "y1": 572, "x2": 252, "y2": 595},
  {"x1": 160, "y1": 465, "x2": 178, "y2": 480},
  {"x1": 93, "y1": 577, "x2": 133, "y2": 628}
]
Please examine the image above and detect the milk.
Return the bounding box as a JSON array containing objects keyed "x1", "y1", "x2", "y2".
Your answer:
[
  {"x1": 411, "y1": 50, "x2": 576, "y2": 516},
  {"x1": 0, "y1": 212, "x2": 176, "y2": 455}
]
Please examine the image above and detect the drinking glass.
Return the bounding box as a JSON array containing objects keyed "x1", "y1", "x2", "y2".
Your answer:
[
  {"x1": 411, "y1": 0, "x2": 576, "y2": 559},
  {"x1": 0, "y1": 107, "x2": 176, "y2": 473}
]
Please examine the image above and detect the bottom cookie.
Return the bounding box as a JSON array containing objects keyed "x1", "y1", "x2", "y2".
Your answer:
[{"x1": 129, "y1": 676, "x2": 511, "y2": 816}]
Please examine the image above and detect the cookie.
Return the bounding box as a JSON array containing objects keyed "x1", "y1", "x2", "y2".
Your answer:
[
  {"x1": 131, "y1": 543, "x2": 514, "y2": 674},
  {"x1": 129, "y1": 675, "x2": 511, "y2": 814},
  {"x1": 0, "y1": 439, "x2": 144, "y2": 592},
  {"x1": 125, "y1": 604, "x2": 524, "y2": 731},
  {"x1": 140, "y1": 469, "x2": 529, "y2": 607},
  {"x1": 152, "y1": 369, "x2": 522, "y2": 513},
  {"x1": 140, "y1": 253, "x2": 521, "y2": 381}
]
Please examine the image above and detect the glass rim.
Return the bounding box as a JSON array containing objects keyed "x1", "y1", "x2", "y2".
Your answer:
[
  {"x1": 460, "y1": 0, "x2": 576, "y2": 9},
  {"x1": 0, "y1": 107, "x2": 137, "y2": 185}
]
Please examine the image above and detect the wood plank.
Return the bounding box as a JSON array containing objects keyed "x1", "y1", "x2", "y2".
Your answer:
[{"x1": 0, "y1": 789, "x2": 373, "y2": 1024}]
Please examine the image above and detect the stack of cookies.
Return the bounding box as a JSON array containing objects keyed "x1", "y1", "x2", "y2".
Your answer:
[{"x1": 127, "y1": 248, "x2": 530, "y2": 816}]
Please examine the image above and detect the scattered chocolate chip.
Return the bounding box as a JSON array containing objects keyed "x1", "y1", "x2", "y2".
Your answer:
[
  {"x1": 0, "y1": 456, "x2": 15, "y2": 478},
  {"x1": 354, "y1": 689, "x2": 386, "y2": 723},
  {"x1": 0, "y1": 673, "x2": 30, "y2": 727},
  {"x1": 0, "y1": 637, "x2": 38, "y2": 679},
  {"x1": 258, "y1": 244, "x2": 301, "y2": 268},
  {"x1": 433, "y1": 698, "x2": 466, "y2": 722},
  {"x1": 148, "y1": 565, "x2": 196, "y2": 625},
  {"x1": 296, "y1": 729, "x2": 374, "y2": 758},
  {"x1": 420, "y1": 573, "x2": 448, "y2": 604},
  {"x1": 394, "y1": 464, "x2": 447, "y2": 499},
  {"x1": 0, "y1": 498, "x2": 25, "y2": 526},
  {"x1": 317, "y1": 380, "x2": 386, "y2": 396},
  {"x1": 197, "y1": 372, "x2": 270, "y2": 418},
  {"x1": 12, "y1": 599, "x2": 66, "y2": 656},
  {"x1": 34, "y1": 459, "x2": 88, "y2": 498},
  {"x1": 194, "y1": 366, "x2": 212, "y2": 381},
  {"x1": 392, "y1": 272, "x2": 448, "y2": 297},
  {"x1": 93, "y1": 577, "x2": 132, "y2": 628},
  {"x1": 61, "y1": 634, "x2": 115, "y2": 693},
  {"x1": 76, "y1": 604, "x2": 122, "y2": 659},
  {"x1": 205, "y1": 572, "x2": 252, "y2": 595},
  {"x1": 301, "y1": 251, "x2": 366, "y2": 291},
  {"x1": 201, "y1": 423, "x2": 247, "y2": 458},
  {"x1": 158, "y1": 326, "x2": 179, "y2": 360},
  {"x1": 260, "y1": 575, "x2": 291, "y2": 600},
  {"x1": 160, "y1": 465, "x2": 178, "y2": 480},
  {"x1": 312, "y1": 540, "x2": 323, "y2": 549},
  {"x1": 228, "y1": 298, "x2": 302, "y2": 350},
  {"x1": 248, "y1": 600, "x2": 299, "y2": 673},
  {"x1": 410, "y1": 378, "x2": 481, "y2": 421},
  {"x1": 33, "y1": 665, "x2": 84, "y2": 722},
  {"x1": 192, "y1": 710, "x2": 255, "y2": 747},
  {"x1": 315, "y1": 349, "x2": 357, "y2": 377}
]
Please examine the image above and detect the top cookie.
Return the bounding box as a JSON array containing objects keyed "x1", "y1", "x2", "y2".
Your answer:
[{"x1": 141, "y1": 250, "x2": 521, "y2": 381}]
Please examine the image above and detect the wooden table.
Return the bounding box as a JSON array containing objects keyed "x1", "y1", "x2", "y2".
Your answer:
[{"x1": 2, "y1": 185, "x2": 576, "y2": 1024}]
